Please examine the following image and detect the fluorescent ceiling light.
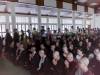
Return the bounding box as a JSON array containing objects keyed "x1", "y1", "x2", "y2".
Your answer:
[
  {"x1": 90, "y1": 3, "x2": 98, "y2": 6},
  {"x1": 78, "y1": 0, "x2": 87, "y2": 3}
]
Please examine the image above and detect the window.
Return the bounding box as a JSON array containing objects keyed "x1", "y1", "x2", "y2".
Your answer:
[
  {"x1": 48, "y1": 17, "x2": 58, "y2": 31},
  {"x1": 0, "y1": 16, "x2": 6, "y2": 23},
  {"x1": 16, "y1": 16, "x2": 29, "y2": 23},
  {"x1": 62, "y1": 18, "x2": 72, "y2": 24},
  {"x1": 32, "y1": 24, "x2": 38, "y2": 30},
  {"x1": 31, "y1": 17, "x2": 38, "y2": 23},
  {"x1": 75, "y1": 19, "x2": 83, "y2": 29},
  {"x1": 62, "y1": 18, "x2": 72, "y2": 31},
  {"x1": 41, "y1": 17, "x2": 47, "y2": 23},
  {"x1": 86, "y1": 20, "x2": 91, "y2": 25},
  {"x1": 9, "y1": 16, "x2": 12, "y2": 23},
  {"x1": 0, "y1": 24, "x2": 6, "y2": 37},
  {"x1": 75, "y1": 19, "x2": 82, "y2": 25},
  {"x1": 2, "y1": 25, "x2": 6, "y2": 32},
  {"x1": 49, "y1": 17, "x2": 57, "y2": 23}
]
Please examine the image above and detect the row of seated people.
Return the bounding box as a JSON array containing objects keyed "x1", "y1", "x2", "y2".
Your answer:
[{"x1": 0, "y1": 27, "x2": 100, "y2": 75}]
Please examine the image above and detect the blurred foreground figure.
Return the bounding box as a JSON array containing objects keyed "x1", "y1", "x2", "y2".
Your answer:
[
  {"x1": 0, "y1": 58, "x2": 31, "y2": 75},
  {"x1": 75, "y1": 57, "x2": 94, "y2": 75}
]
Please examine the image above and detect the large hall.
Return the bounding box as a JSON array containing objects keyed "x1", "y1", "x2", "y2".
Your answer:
[{"x1": 0, "y1": 0, "x2": 100, "y2": 75}]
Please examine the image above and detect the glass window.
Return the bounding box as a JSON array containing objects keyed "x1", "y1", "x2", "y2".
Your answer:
[
  {"x1": 75, "y1": 19, "x2": 82, "y2": 24},
  {"x1": 86, "y1": 20, "x2": 91, "y2": 25},
  {"x1": 22, "y1": 25, "x2": 26, "y2": 31},
  {"x1": 62, "y1": 18, "x2": 72, "y2": 24},
  {"x1": 31, "y1": 17, "x2": 38, "y2": 23},
  {"x1": 49, "y1": 25, "x2": 58, "y2": 31},
  {"x1": 16, "y1": 16, "x2": 29, "y2": 23},
  {"x1": 41, "y1": 17, "x2": 47, "y2": 23},
  {"x1": 2, "y1": 33, "x2": 6, "y2": 37},
  {"x1": 0, "y1": 25, "x2": 1, "y2": 32},
  {"x1": 0, "y1": 16, "x2": 6, "y2": 23},
  {"x1": 26, "y1": 24, "x2": 29, "y2": 31},
  {"x1": 0, "y1": 33, "x2": 1, "y2": 37},
  {"x1": 76, "y1": 25, "x2": 83, "y2": 29},
  {"x1": 49, "y1": 17, "x2": 57, "y2": 23},
  {"x1": 32, "y1": 24, "x2": 38, "y2": 30},
  {"x1": 62, "y1": 25, "x2": 67, "y2": 31},
  {"x1": 2, "y1": 25, "x2": 6, "y2": 32},
  {"x1": 17, "y1": 24, "x2": 21, "y2": 32},
  {"x1": 9, "y1": 16, "x2": 12, "y2": 23},
  {"x1": 10, "y1": 25, "x2": 13, "y2": 32}
]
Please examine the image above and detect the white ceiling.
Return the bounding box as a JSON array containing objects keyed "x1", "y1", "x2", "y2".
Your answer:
[{"x1": 0, "y1": 1, "x2": 92, "y2": 18}]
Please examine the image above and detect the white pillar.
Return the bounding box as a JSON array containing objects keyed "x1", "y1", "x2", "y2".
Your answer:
[
  {"x1": 46, "y1": 16, "x2": 49, "y2": 29},
  {"x1": 37, "y1": 6, "x2": 41, "y2": 32},
  {"x1": 6, "y1": 14, "x2": 10, "y2": 30},
  {"x1": 28, "y1": 15, "x2": 32, "y2": 31},
  {"x1": 72, "y1": 11, "x2": 76, "y2": 30},
  {"x1": 57, "y1": 8, "x2": 61, "y2": 30},
  {"x1": 8, "y1": 2, "x2": 16, "y2": 31},
  {"x1": 83, "y1": 12, "x2": 87, "y2": 28},
  {"x1": 92, "y1": 13, "x2": 95, "y2": 28}
]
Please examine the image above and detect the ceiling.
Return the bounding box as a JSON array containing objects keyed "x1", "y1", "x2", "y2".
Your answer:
[
  {"x1": 1, "y1": 0, "x2": 100, "y2": 8},
  {"x1": 63, "y1": 0, "x2": 100, "y2": 7},
  {"x1": 0, "y1": 0, "x2": 100, "y2": 15},
  {"x1": 63, "y1": 0, "x2": 100, "y2": 12},
  {"x1": 0, "y1": 2, "x2": 92, "y2": 18}
]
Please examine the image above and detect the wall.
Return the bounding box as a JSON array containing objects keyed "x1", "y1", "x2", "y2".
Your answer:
[{"x1": 95, "y1": 14, "x2": 100, "y2": 28}]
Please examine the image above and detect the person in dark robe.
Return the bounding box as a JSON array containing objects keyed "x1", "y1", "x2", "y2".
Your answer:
[
  {"x1": 48, "y1": 44, "x2": 56, "y2": 62},
  {"x1": 16, "y1": 43, "x2": 25, "y2": 65},
  {"x1": 46, "y1": 28, "x2": 52, "y2": 39},
  {"x1": 29, "y1": 46, "x2": 37, "y2": 67},
  {"x1": 5, "y1": 29, "x2": 13, "y2": 48},
  {"x1": 47, "y1": 51, "x2": 65, "y2": 75},
  {"x1": 29, "y1": 50, "x2": 40, "y2": 75},
  {"x1": 13, "y1": 29, "x2": 20, "y2": 47},
  {"x1": 20, "y1": 30, "x2": 25, "y2": 41},
  {"x1": 68, "y1": 43, "x2": 76, "y2": 56},
  {"x1": 36, "y1": 50, "x2": 49, "y2": 75},
  {"x1": 89, "y1": 48, "x2": 100, "y2": 75},
  {"x1": 0, "y1": 37, "x2": 3, "y2": 57},
  {"x1": 7, "y1": 41, "x2": 15, "y2": 62},
  {"x1": 66, "y1": 52, "x2": 77, "y2": 75},
  {"x1": 62, "y1": 45, "x2": 69, "y2": 60}
]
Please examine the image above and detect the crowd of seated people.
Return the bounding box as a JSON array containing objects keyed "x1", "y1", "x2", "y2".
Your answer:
[{"x1": 0, "y1": 26, "x2": 100, "y2": 75}]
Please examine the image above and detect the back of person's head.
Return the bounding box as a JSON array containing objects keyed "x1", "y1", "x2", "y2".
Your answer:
[{"x1": 79, "y1": 57, "x2": 89, "y2": 67}]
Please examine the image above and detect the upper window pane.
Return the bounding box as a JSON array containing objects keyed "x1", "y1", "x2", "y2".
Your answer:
[
  {"x1": 62, "y1": 18, "x2": 72, "y2": 24},
  {"x1": 0, "y1": 16, "x2": 6, "y2": 22},
  {"x1": 31, "y1": 17, "x2": 38, "y2": 23},
  {"x1": 49, "y1": 17, "x2": 57, "y2": 23},
  {"x1": 41, "y1": 17, "x2": 47, "y2": 23},
  {"x1": 86, "y1": 20, "x2": 91, "y2": 25},
  {"x1": 16, "y1": 16, "x2": 29, "y2": 23},
  {"x1": 2, "y1": 25, "x2": 6, "y2": 32},
  {"x1": 75, "y1": 19, "x2": 82, "y2": 24}
]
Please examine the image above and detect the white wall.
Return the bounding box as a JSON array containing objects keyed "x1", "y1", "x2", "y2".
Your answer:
[{"x1": 95, "y1": 14, "x2": 100, "y2": 28}]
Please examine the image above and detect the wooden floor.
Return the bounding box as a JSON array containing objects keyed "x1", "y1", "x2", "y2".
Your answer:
[{"x1": 0, "y1": 58, "x2": 31, "y2": 75}]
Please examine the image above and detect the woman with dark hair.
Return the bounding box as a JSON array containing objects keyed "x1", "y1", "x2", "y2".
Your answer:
[{"x1": 66, "y1": 53, "x2": 77, "y2": 75}]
